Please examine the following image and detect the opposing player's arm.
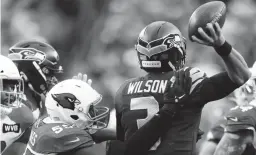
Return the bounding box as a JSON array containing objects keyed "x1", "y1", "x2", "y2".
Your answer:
[
  {"x1": 199, "y1": 125, "x2": 224, "y2": 155},
  {"x1": 59, "y1": 144, "x2": 100, "y2": 155},
  {"x1": 214, "y1": 130, "x2": 253, "y2": 155},
  {"x1": 199, "y1": 141, "x2": 218, "y2": 155},
  {"x1": 91, "y1": 128, "x2": 116, "y2": 143}
]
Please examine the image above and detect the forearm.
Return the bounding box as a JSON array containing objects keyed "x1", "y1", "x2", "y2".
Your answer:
[
  {"x1": 91, "y1": 128, "x2": 116, "y2": 143},
  {"x1": 215, "y1": 42, "x2": 251, "y2": 85},
  {"x1": 124, "y1": 109, "x2": 174, "y2": 155},
  {"x1": 199, "y1": 141, "x2": 217, "y2": 155},
  {"x1": 214, "y1": 131, "x2": 252, "y2": 155}
]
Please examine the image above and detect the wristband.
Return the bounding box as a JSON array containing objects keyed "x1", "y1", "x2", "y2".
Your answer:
[{"x1": 214, "y1": 41, "x2": 232, "y2": 57}]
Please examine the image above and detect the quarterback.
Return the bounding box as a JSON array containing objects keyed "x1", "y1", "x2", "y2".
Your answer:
[
  {"x1": 0, "y1": 55, "x2": 35, "y2": 154},
  {"x1": 115, "y1": 21, "x2": 250, "y2": 155},
  {"x1": 22, "y1": 79, "x2": 110, "y2": 155}
]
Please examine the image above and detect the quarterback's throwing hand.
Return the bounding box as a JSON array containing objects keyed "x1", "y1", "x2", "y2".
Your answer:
[
  {"x1": 163, "y1": 68, "x2": 192, "y2": 104},
  {"x1": 191, "y1": 22, "x2": 225, "y2": 47},
  {"x1": 72, "y1": 73, "x2": 92, "y2": 86}
]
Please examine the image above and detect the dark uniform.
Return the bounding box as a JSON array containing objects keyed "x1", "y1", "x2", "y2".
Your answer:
[{"x1": 115, "y1": 67, "x2": 239, "y2": 155}]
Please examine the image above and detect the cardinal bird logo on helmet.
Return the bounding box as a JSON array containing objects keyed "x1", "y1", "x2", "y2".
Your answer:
[{"x1": 51, "y1": 93, "x2": 81, "y2": 110}]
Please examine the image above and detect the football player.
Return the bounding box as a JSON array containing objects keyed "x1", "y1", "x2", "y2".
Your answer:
[
  {"x1": 202, "y1": 64, "x2": 256, "y2": 155},
  {"x1": 0, "y1": 55, "x2": 35, "y2": 154},
  {"x1": 8, "y1": 40, "x2": 64, "y2": 118},
  {"x1": 22, "y1": 79, "x2": 110, "y2": 155},
  {"x1": 200, "y1": 62, "x2": 256, "y2": 155},
  {"x1": 114, "y1": 21, "x2": 251, "y2": 155}
]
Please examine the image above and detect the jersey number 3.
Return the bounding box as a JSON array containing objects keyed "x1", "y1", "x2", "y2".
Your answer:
[{"x1": 130, "y1": 96, "x2": 161, "y2": 150}]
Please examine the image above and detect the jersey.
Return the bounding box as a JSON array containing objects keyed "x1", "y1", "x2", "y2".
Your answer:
[
  {"x1": 1, "y1": 102, "x2": 35, "y2": 153},
  {"x1": 115, "y1": 68, "x2": 239, "y2": 155},
  {"x1": 23, "y1": 116, "x2": 94, "y2": 155},
  {"x1": 225, "y1": 105, "x2": 256, "y2": 133}
]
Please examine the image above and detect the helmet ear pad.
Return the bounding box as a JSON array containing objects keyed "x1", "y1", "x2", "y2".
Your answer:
[{"x1": 138, "y1": 47, "x2": 186, "y2": 72}]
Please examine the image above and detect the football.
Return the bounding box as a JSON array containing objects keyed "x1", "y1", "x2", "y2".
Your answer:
[{"x1": 188, "y1": 1, "x2": 227, "y2": 41}]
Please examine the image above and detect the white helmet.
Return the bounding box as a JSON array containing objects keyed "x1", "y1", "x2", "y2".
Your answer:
[
  {"x1": 45, "y1": 79, "x2": 110, "y2": 131},
  {"x1": 0, "y1": 55, "x2": 24, "y2": 110}
]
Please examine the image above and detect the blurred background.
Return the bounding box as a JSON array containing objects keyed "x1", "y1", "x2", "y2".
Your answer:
[{"x1": 1, "y1": 0, "x2": 256, "y2": 154}]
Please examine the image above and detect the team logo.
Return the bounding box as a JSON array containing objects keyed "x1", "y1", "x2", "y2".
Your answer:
[
  {"x1": 9, "y1": 48, "x2": 46, "y2": 64},
  {"x1": 163, "y1": 35, "x2": 182, "y2": 49},
  {"x1": 52, "y1": 93, "x2": 81, "y2": 111},
  {"x1": 163, "y1": 37, "x2": 175, "y2": 48},
  {"x1": 2, "y1": 123, "x2": 20, "y2": 133}
]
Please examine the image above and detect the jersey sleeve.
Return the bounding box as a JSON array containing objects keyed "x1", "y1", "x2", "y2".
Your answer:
[
  {"x1": 188, "y1": 67, "x2": 207, "y2": 94},
  {"x1": 206, "y1": 125, "x2": 224, "y2": 144},
  {"x1": 197, "y1": 71, "x2": 240, "y2": 104},
  {"x1": 114, "y1": 81, "x2": 128, "y2": 142},
  {"x1": 8, "y1": 104, "x2": 35, "y2": 133},
  {"x1": 25, "y1": 123, "x2": 94, "y2": 155},
  {"x1": 106, "y1": 140, "x2": 125, "y2": 155},
  {"x1": 225, "y1": 105, "x2": 256, "y2": 133}
]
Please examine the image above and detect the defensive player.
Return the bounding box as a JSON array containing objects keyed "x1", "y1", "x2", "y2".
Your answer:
[
  {"x1": 205, "y1": 65, "x2": 256, "y2": 155},
  {"x1": 200, "y1": 62, "x2": 256, "y2": 155},
  {"x1": 0, "y1": 55, "x2": 35, "y2": 154},
  {"x1": 115, "y1": 21, "x2": 250, "y2": 155},
  {"x1": 22, "y1": 79, "x2": 110, "y2": 155}
]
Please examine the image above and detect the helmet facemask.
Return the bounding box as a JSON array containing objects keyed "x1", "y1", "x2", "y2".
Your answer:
[
  {"x1": 50, "y1": 93, "x2": 110, "y2": 132},
  {"x1": 0, "y1": 79, "x2": 24, "y2": 108},
  {"x1": 135, "y1": 34, "x2": 186, "y2": 72},
  {"x1": 86, "y1": 104, "x2": 110, "y2": 133},
  {"x1": 42, "y1": 66, "x2": 61, "y2": 90}
]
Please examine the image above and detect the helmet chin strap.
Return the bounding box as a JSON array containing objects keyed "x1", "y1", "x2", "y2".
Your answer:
[{"x1": 168, "y1": 61, "x2": 176, "y2": 71}]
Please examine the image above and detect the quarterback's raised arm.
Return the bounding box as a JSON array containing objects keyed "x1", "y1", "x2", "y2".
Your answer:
[{"x1": 192, "y1": 22, "x2": 251, "y2": 85}]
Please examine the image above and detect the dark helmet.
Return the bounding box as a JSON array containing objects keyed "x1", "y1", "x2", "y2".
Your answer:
[
  {"x1": 135, "y1": 21, "x2": 186, "y2": 72},
  {"x1": 8, "y1": 40, "x2": 63, "y2": 93}
]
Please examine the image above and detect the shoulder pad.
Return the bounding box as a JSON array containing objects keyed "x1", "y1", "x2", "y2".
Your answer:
[
  {"x1": 225, "y1": 105, "x2": 256, "y2": 132},
  {"x1": 30, "y1": 123, "x2": 94, "y2": 154},
  {"x1": 8, "y1": 105, "x2": 35, "y2": 130},
  {"x1": 115, "y1": 78, "x2": 136, "y2": 111},
  {"x1": 184, "y1": 67, "x2": 207, "y2": 94}
]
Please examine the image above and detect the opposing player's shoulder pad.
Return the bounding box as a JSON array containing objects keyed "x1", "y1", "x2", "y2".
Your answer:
[
  {"x1": 33, "y1": 123, "x2": 94, "y2": 153},
  {"x1": 224, "y1": 105, "x2": 256, "y2": 133},
  {"x1": 8, "y1": 104, "x2": 35, "y2": 127},
  {"x1": 184, "y1": 67, "x2": 207, "y2": 94}
]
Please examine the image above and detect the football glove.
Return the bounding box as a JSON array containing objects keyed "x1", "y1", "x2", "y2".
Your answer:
[
  {"x1": 163, "y1": 67, "x2": 192, "y2": 103},
  {"x1": 161, "y1": 67, "x2": 192, "y2": 117}
]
